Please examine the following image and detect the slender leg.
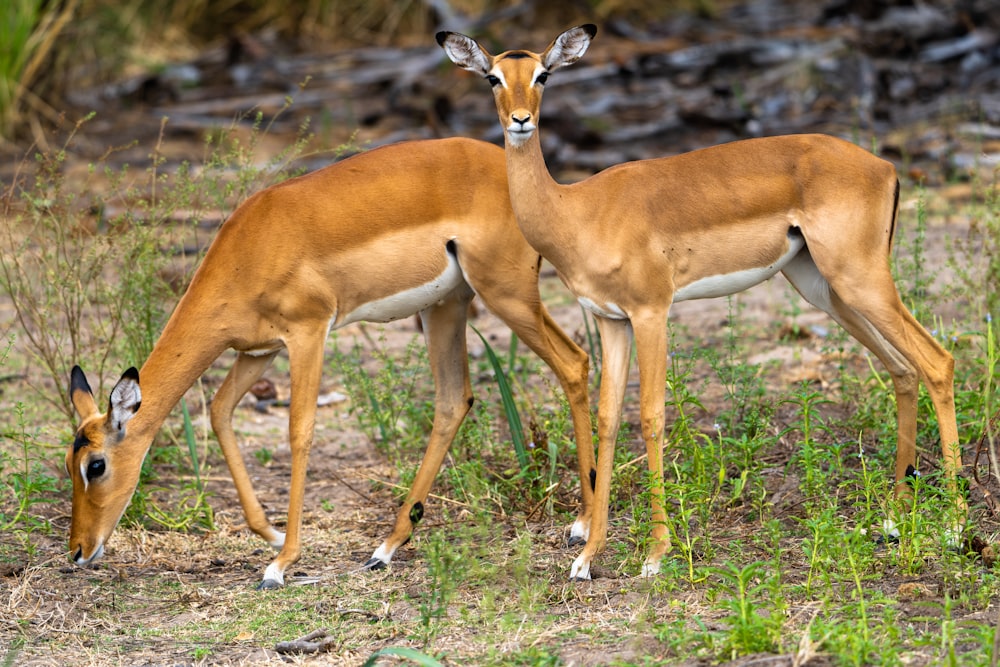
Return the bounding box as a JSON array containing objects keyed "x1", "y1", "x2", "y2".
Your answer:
[
  {"x1": 365, "y1": 290, "x2": 475, "y2": 568},
  {"x1": 532, "y1": 309, "x2": 595, "y2": 547},
  {"x1": 259, "y1": 328, "x2": 327, "y2": 589},
  {"x1": 784, "y1": 251, "x2": 963, "y2": 516},
  {"x1": 210, "y1": 351, "x2": 285, "y2": 548},
  {"x1": 483, "y1": 289, "x2": 595, "y2": 546},
  {"x1": 631, "y1": 311, "x2": 671, "y2": 576},
  {"x1": 571, "y1": 316, "x2": 632, "y2": 580}
]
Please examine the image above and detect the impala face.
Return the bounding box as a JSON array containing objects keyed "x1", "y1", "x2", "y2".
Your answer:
[
  {"x1": 66, "y1": 366, "x2": 143, "y2": 565},
  {"x1": 436, "y1": 25, "x2": 596, "y2": 147}
]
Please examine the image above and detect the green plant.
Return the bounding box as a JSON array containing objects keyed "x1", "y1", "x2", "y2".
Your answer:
[
  {"x1": 712, "y1": 297, "x2": 767, "y2": 433},
  {"x1": 948, "y1": 169, "x2": 1000, "y2": 319},
  {"x1": 782, "y1": 386, "x2": 835, "y2": 505},
  {"x1": 474, "y1": 326, "x2": 530, "y2": 469},
  {"x1": 143, "y1": 397, "x2": 215, "y2": 532},
  {"x1": 332, "y1": 332, "x2": 432, "y2": 458},
  {"x1": 415, "y1": 531, "x2": 460, "y2": 648},
  {"x1": 0, "y1": 333, "x2": 60, "y2": 533},
  {"x1": 0, "y1": 400, "x2": 61, "y2": 532},
  {"x1": 710, "y1": 561, "x2": 782, "y2": 659},
  {"x1": 362, "y1": 647, "x2": 445, "y2": 667},
  {"x1": 894, "y1": 184, "x2": 934, "y2": 320}
]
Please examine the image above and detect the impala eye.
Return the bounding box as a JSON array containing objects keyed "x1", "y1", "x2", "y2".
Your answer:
[
  {"x1": 485, "y1": 74, "x2": 501, "y2": 87},
  {"x1": 86, "y1": 458, "x2": 106, "y2": 481},
  {"x1": 535, "y1": 72, "x2": 549, "y2": 85}
]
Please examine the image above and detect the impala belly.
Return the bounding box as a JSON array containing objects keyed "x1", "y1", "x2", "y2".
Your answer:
[
  {"x1": 673, "y1": 231, "x2": 805, "y2": 302},
  {"x1": 336, "y1": 244, "x2": 465, "y2": 327},
  {"x1": 578, "y1": 296, "x2": 628, "y2": 320}
]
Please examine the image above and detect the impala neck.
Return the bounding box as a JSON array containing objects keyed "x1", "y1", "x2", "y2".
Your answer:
[
  {"x1": 129, "y1": 294, "x2": 230, "y2": 453},
  {"x1": 504, "y1": 132, "x2": 574, "y2": 264}
]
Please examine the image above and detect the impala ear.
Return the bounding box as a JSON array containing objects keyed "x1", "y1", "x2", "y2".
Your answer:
[
  {"x1": 70, "y1": 365, "x2": 99, "y2": 420},
  {"x1": 436, "y1": 30, "x2": 492, "y2": 76},
  {"x1": 107, "y1": 367, "x2": 141, "y2": 433},
  {"x1": 542, "y1": 24, "x2": 597, "y2": 71}
]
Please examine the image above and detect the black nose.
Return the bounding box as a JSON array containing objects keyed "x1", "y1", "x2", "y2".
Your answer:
[{"x1": 72, "y1": 547, "x2": 82, "y2": 562}]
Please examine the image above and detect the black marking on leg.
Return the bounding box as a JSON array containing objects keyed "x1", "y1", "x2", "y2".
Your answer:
[
  {"x1": 467, "y1": 396, "x2": 475, "y2": 408},
  {"x1": 446, "y1": 239, "x2": 458, "y2": 256},
  {"x1": 905, "y1": 464, "x2": 919, "y2": 479},
  {"x1": 589, "y1": 468, "x2": 597, "y2": 492},
  {"x1": 409, "y1": 501, "x2": 424, "y2": 524}
]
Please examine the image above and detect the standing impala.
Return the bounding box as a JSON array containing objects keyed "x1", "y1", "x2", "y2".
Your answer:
[
  {"x1": 438, "y1": 25, "x2": 963, "y2": 580},
  {"x1": 66, "y1": 137, "x2": 596, "y2": 589}
]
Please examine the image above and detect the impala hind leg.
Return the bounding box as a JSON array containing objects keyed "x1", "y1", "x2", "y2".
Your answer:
[
  {"x1": 572, "y1": 317, "x2": 631, "y2": 580},
  {"x1": 211, "y1": 351, "x2": 286, "y2": 550},
  {"x1": 365, "y1": 290, "x2": 476, "y2": 569},
  {"x1": 783, "y1": 252, "x2": 962, "y2": 509}
]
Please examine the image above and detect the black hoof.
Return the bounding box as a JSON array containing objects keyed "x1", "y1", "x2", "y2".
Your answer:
[
  {"x1": 567, "y1": 535, "x2": 586, "y2": 548},
  {"x1": 874, "y1": 532, "x2": 900, "y2": 546},
  {"x1": 570, "y1": 575, "x2": 591, "y2": 582},
  {"x1": 256, "y1": 578, "x2": 282, "y2": 590},
  {"x1": 363, "y1": 557, "x2": 387, "y2": 571}
]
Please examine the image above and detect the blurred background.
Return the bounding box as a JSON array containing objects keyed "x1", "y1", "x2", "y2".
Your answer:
[{"x1": 2, "y1": 0, "x2": 998, "y2": 182}]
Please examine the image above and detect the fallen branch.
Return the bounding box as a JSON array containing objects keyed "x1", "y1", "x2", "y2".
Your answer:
[{"x1": 275, "y1": 628, "x2": 338, "y2": 654}]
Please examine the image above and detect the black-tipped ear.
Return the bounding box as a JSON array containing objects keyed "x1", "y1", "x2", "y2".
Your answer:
[
  {"x1": 581, "y1": 24, "x2": 598, "y2": 39},
  {"x1": 70, "y1": 365, "x2": 100, "y2": 421},
  {"x1": 71, "y1": 365, "x2": 93, "y2": 396}
]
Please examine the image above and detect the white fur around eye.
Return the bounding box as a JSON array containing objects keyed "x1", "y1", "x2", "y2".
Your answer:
[
  {"x1": 487, "y1": 66, "x2": 507, "y2": 88},
  {"x1": 532, "y1": 64, "x2": 547, "y2": 85},
  {"x1": 80, "y1": 462, "x2": 90, "y2": 492}
]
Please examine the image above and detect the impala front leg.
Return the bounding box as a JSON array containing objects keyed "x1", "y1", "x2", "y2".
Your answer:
[
  {"x1": 571, "y1": 316, "x2": 632, "y2": 580},
  {"x1": 631, "y1": 312, "x2": 671, "y2": 577},
  {"x1": 259, "y1": 332, "x2": 326, "y2": 589}
]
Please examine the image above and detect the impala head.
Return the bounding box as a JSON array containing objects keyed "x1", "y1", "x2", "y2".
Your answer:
[
  {"x1": 65, "y1": 365, "x2": 143, "y2": 565},
  {"x1": 437, "y1": 24, "x2": 596, "y2": 147}
]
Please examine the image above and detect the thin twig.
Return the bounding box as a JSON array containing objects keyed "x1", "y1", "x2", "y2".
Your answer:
[
  {"x1": 971, "y1": 409, "x2": 1000, "y2": 517},
  {"x1": 358, "y1": 474, "x2": 471, "y2": 508}
]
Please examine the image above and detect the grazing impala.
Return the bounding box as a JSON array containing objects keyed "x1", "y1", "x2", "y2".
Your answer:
[
  {"x1": 66, "y1": 137, "x2": 596, "y2": 589},
  {"x1": 438, "y1": 25, "x2": 963, "y2": 580}
]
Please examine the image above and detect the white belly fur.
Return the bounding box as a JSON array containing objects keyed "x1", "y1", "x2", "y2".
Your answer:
[
  {"x1": 578, "y1": 296, "x2": 628, "y2": 320},
  {"x1": 336, "y1": 248, "x2": 465, "y2": 327},
  {"x1": 673, "y1": 232, "x2": 805, "y2": 302}
]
